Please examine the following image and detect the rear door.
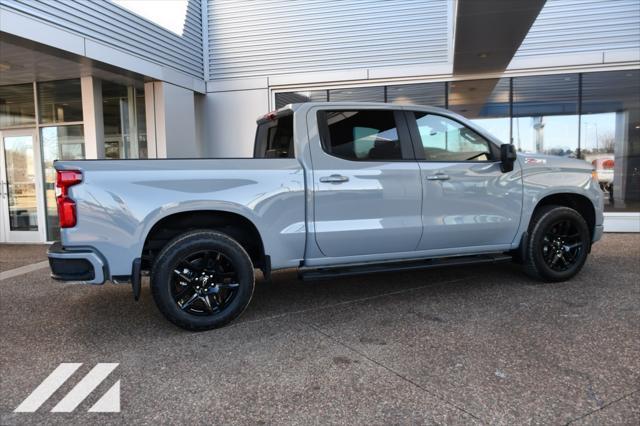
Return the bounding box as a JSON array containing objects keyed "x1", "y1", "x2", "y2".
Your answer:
[
  {"x1": 308, "y1": 108, "x2": 423, "y2": 257},
  {"x1": 406, "y1": 111, "x2": 522, "y2": 251}
]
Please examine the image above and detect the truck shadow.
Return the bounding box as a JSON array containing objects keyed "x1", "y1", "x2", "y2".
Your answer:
[{"x1": 68, "y1": 261, "x2": 533, "y2": 343}]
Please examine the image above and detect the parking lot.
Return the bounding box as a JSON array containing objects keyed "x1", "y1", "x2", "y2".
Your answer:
[{"x1": 0, "y1": 234, "x2": 638, "y2": 425}]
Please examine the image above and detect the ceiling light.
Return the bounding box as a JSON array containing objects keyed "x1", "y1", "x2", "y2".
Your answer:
[{"x1": 478, "y1": 53, "x2": 489, "y2": 58}]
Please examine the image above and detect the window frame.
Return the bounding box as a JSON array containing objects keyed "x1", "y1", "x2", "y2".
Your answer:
[
  {"x1": 404, "y1": 110, "x2": 500, "y2": 163},
  {"x1": 316, "y1": 109, "x2": 416, "y2": 162}
]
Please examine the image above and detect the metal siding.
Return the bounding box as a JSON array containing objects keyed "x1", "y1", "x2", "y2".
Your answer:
[
  {"x1": 1, "y1": 0, "x2": 203, "y2": 78},
  {"x1": 514, "y1": 0, "x2": 640, "y2": 58},
  {"x1": 208, "y1": 0, "x2": 450, "y2": 80}
]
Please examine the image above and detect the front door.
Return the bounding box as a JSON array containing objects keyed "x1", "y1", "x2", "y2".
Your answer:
[
  {"x1": 406, "y1": 111, "x2": 522, "y2": 251},
  {"x1": 0, "y1": 129, "x2": 46, "y2": 243},
  {"x1": 309, "y1": 108, "x2": 423, "y2": 258}
]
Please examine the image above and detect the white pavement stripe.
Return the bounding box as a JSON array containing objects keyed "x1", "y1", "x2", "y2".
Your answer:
[
  {"x1": 51, "y1": 363, "x2": 119, "y2": 413},
  {"x1": 0, "y1": 261, "x2": 50, "y2": 281},
  {"x1": 14, "y1": 363, "x2": 82, "y2": 413},
  {"x1": 88, "y1": 380, "x2": 121, "y2": 412}
]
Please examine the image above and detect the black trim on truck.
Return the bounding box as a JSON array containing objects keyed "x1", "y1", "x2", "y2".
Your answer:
[{"x1": 48, "y1": 242, "x2": 96, "y2": 281}]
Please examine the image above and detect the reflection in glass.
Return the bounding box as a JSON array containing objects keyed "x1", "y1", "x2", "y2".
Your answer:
[
  {"x1": 448, "y1": 79, "x2": 511, "y2": 144},
  {"x1": 275, "y1": 91, "x2": 327, "y2": 109},
  {"x1": 2, "y1": 135, "x2": 38, "y2": 231},
  {"x1": 582, "y1": 70, "x2": 640, "y2": 212},
  {"x1": 387, "y1": 83, "x2": 446, "y2": 108},
  {"x1": 102, "y1": 81, "x2": 147, "y2": 159},
  {"x1": 40, "y1": 125, "x2": 85, "y2": 240},
  {"x1": 37, "y1": 79, "x2": 83, "y2": 124},
  {"x1": 414, "y1": 113, "x2": 493, "y2": 161},
  {"x1": 0, "y1": 84, "x2": 36, "y2": 128},
  {"x1": 513, "y1": 74, "x2": 579, "y2": 157},
  {"x1": 329, "y1": 86, "x2": 384, "y2": 103},
  {"x1": 323, "y1": 110, "x2": 401, "y2": 161}
]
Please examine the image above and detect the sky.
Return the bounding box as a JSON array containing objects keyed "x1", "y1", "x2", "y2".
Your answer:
[{"x1": 112, "y1": 0, "x2": 188, "y2": 36}]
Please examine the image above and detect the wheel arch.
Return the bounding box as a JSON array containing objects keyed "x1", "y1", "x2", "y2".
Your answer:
[
  {"x1": 530, "y1": 192, "x2": 596, "y2": 239},
  {"x1": 141, "y1": 210, "x2": 267, "y2": 272}
]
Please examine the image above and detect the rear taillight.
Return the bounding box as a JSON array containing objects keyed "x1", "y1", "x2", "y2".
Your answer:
[{"x1": 55, "y1": 170, "x2": 82, "y2": 228}]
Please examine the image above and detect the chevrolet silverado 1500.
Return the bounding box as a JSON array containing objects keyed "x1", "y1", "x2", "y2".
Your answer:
[{"x1": 48, "y1": 102, "x2": 604, "y2": 330}]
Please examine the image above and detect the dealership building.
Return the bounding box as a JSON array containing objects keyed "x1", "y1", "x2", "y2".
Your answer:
[{"x1": 0, "y1": 0, "x2": 638, "y2": 243}]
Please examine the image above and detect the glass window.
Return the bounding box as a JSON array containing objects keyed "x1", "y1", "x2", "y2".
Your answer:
[
  {"x1": 387, "y1": 82, "x2": 446, "y2": 108},
  {"x1": 512, "y1": 74, "x2": 579, "y2": 157},
  {"x1": 2, "y1": 135, "x2": 38, "y2": 231},
  {"x1": 102, "y1": 81, "x2": 147, "y2": 159},
  {"x1": 320, "y1": 110, "x2": 402, "y2": 161},
  {"x1": 413, "y1": 113, "x2": 494, "y2": 161},
  {"x1": 581, "y1": 70, "x2": 640, "y2": 213},
  {"x1": 448, "y1": 78, "x2": 511, "y2": 143},
  {"x1": 40, "y1": 125, "x2": 85, "y2": 240},
  {"x1": 0, "y1": 84, "x2": 36, "y2": 128},
  {"x1": 37, "y1": 79, "x2": 83, "y2": 124},
  {"x1": 329, "y1": 87, "x2": 384, "y2": 103},
  {"x1": 275, "y1": 90, "x2": 327, "y2": 109},
  {"x1": 254, "y1": 114, "x2": 294, "y2": 158}
]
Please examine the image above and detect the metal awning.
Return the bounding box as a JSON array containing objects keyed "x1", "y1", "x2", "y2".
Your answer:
[{"x1": 453, "y1": 0, "x2": 546, "y2": 76}]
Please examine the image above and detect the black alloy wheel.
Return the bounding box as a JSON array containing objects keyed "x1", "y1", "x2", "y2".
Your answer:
[
  {"x1": 524, "y1": 205, "x2": 591, "y2": 282},
  {"x1": 151, "y1": 230, "x2": 255, "y2": 331},
  {"x1": 540, "y1": 219, "x2": 585, "y2": 272},
  {"x1": 172, "y1": 250, "x2": 240, "y2": 315}
]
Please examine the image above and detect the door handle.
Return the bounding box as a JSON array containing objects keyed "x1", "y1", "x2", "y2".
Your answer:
[
  {"x1": 426, "y1": 173, "x2": 450, "y2": 181},
  {"x1": 319, "y1": 174, "x2": 349, "y2": 183}
]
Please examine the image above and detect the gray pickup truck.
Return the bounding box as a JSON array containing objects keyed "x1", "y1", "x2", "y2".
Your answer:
[{"x1": 49, "y1": 102, "x2": 604, "y2": 330}]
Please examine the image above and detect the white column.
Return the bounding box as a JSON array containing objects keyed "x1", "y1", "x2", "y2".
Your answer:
[
  {"x1": 126, "y1": 86, "x2": 139, "y2": 158},
  {"x1": 204, "y1": 88, "x2": 269, "y2": 157},
  {"x1": 80, "y1": 76, "x2": 104, "y2": 159},
  {"x1": 144, "y1": 81, "x2": 158, "y2": 158},
  {"x1": 148, "y1": 82, "x2": 198, "y2": 158}
]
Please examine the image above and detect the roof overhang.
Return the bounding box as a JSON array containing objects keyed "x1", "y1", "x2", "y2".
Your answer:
[
  {"x1": 453, "y1": 0, "x2": 546, "y2": 76},
  {"x1": 0, "y1": 32, "x2": 147, "y2": 88}
]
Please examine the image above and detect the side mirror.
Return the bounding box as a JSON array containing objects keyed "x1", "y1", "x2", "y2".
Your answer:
[{"x1": 500, "y1": 144, "x2": 517, "y2": 173}]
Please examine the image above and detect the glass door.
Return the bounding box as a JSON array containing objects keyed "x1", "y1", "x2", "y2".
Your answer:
[{"x1": 0, "y1": 129, "x2": 46, "y2": 243}]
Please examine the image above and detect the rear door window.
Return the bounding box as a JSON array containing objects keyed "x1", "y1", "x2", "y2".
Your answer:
[
  {"x1": 318, "y1": 110, "x2": 409, "y2": 161},
  {"x1": 254, "y1": 114, "x2": 294, "y2": 158}
]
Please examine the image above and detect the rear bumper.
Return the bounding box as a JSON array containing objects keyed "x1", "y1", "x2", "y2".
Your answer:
[{"x1": 47, "y1": 242, "x2": 106, "y2": 284}]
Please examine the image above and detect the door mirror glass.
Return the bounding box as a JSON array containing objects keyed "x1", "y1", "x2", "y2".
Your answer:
[{"x1": 500, "y1": 144, "x2": 517, "y2": 172}]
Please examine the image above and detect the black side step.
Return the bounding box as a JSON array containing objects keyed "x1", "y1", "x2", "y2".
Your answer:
[{"x1": 299, "y1": 254, "x2": 512, "y2": 281}]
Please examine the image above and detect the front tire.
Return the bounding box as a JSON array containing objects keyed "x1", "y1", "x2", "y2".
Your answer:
[
  {"x1": 523, "y1": 205, "x2": 591, "y2": 282},
  {"x1": 151, "y1": 230, "x2": 255, "y2": 331}
]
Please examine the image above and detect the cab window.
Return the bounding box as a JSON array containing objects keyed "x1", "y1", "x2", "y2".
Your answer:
[
  {"x1": 254, "y1": 114, "x2": 294, "y2": 158},
  {"x1": 413, "y1": 112, "x2": 494, "y2": 162},
  {"x1": 319, "y1": 110, "x2": 403, "y2": 161}
]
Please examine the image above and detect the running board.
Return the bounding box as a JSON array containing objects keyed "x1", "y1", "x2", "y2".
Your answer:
[{"x1": 299, "y1": 254, "x2": 512, "y2": 281}]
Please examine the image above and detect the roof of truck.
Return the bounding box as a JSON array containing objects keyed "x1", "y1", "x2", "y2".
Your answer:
[{"x1": 258, "y1": 102, "x2": 454, "y2": 122}]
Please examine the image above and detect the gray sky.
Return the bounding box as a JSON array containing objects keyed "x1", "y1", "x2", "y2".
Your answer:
[{"x1": 112, "y1": 0, "x2": 188, "y2": 35}]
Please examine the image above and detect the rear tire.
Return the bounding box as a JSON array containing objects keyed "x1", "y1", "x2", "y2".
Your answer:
[
  {"x1": 151, "y1": 230, "x2": 255, "y2": 331},
  {"x1": 523, "y1": 205, "x2": 591, "y2": 282}
]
